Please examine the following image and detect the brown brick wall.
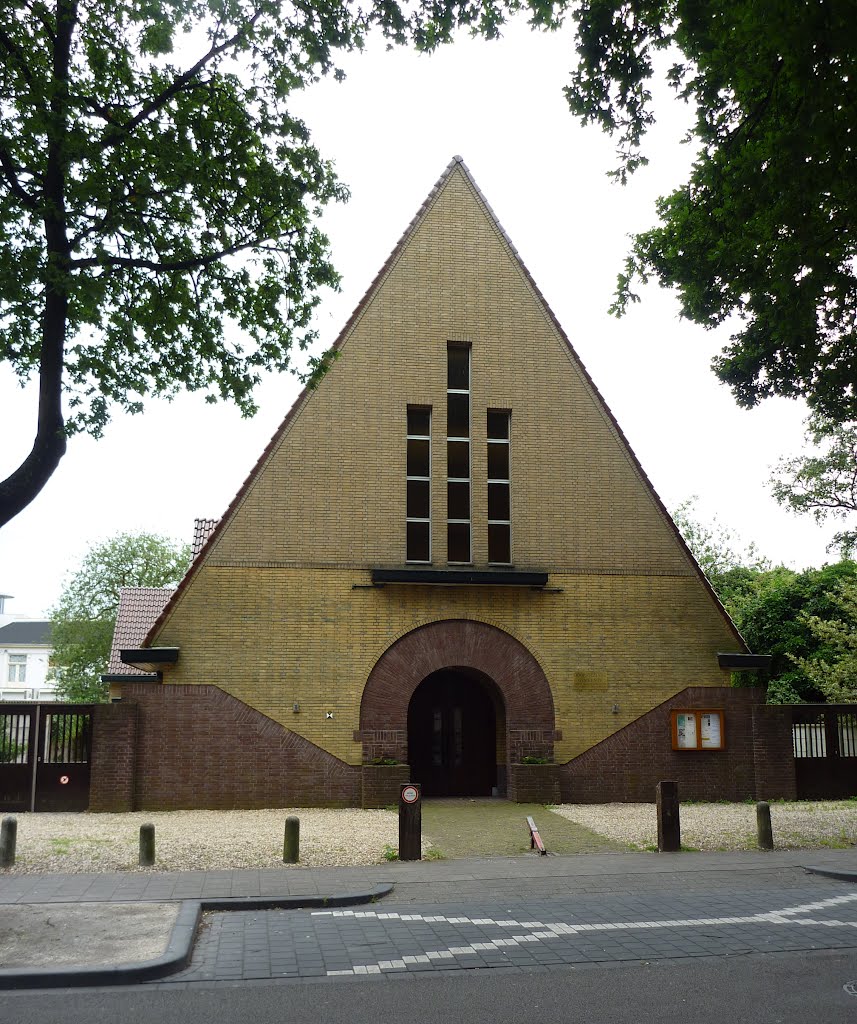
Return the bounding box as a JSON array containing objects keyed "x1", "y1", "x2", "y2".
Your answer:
[
  {"x1": 561, "y1": 687, "x2": 769, "y2": 803},
  {"x1": 114, "y1": 682, "x2": 359, "y2": 810},
  {"x1": 507, "y1": 764, "x2": 562, "y2": 804},
  {"x1": 89, "y1": 702, "x2": 137, "y2": 812},
  {"x1": 752, "y1": 704, "x2": 798, "y2": 801},
  {"x1": 361, "y1": 765, "x2": 411, "y2": 809}
]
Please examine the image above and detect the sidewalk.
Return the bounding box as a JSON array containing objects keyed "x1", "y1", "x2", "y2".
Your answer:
[{"x1": 1, "y1": 848, "x2": 856, "y2": 988}]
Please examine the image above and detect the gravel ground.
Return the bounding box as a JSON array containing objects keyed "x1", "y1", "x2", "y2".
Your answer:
[
  {"x1": 1, "y1": 808, "x2": 400, "y2": 874},
  {"x1": 552, "y1": 800, "x2": 857, "y2": 851},
  {"x1": 2, "y1": 801, "x2": 856, "y2": 873}
]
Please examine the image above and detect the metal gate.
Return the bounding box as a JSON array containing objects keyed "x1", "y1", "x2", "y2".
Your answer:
[
  {"x1": 792, "y1": 707, "x2": 857, "y2": 799},
  {"x1": 0, "y1": 704, "x2": 92, "y2": 812}
]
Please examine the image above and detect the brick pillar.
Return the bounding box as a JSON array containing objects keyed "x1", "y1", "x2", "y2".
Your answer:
[
  {"x1": 752, "y1": 705, "x2": 797, "y2": 801},
  {"x1": 89, "y1": 702, "x2": 138, "y2": 812}
]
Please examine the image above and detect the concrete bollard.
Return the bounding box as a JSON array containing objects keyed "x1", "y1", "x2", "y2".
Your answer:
[
  {"x1": 656, "y1": 781, "x2": 681, "y2": 852},
  {"x1": 0, "y1": 816, "x2": 17, "y2": 869},
  {"x1": 756, "y1": 801, "x2": 774, "y2": 851},
  {"x1": 283, "y1": 815, "x2": 300, "y2": 864},
  {"x1": 139, "y1": 823, "x2": 155, "y2": 867}
]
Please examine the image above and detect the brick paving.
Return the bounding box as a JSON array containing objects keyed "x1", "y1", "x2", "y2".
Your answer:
[{"x1": 166, "y1": 882, "x2": 857, "y2": 983}]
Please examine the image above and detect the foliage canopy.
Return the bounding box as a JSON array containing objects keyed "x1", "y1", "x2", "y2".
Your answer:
[{"x1": 49, "y1": 531, "x2": 190, "y2": 702}]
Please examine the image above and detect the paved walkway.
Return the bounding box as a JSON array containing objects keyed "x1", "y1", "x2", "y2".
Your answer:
[{"x1": 421, "y1": 800, "x2": 626, "y2": 857}]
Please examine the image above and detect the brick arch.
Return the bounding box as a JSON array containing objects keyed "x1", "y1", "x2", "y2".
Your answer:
[{"x1": 358, "y1": 619, "x2": 556, "y2": 764}]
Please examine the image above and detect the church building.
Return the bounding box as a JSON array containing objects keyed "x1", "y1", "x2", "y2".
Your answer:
[{"x1": 103, "y1": 157, "x2": 777, "y2": 810}]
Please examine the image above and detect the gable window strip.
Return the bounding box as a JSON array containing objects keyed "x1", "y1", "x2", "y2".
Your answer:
[
  {"x1": 487, "y1": 410, "x2": 511, "y2": 564},
  {"x1": 447, "y1": 343, "x2": 471, "y2": 564},
  {"x1": 406, "y1": 406, "x2": 432, "y2": 563}
]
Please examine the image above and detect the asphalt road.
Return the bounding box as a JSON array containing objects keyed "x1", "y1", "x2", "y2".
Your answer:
[{"x1": 2, "y1": 948, "x2": 857, "y2": 1024}]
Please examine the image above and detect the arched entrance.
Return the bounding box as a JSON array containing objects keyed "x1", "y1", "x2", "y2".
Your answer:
[
  {"x1": 358, "y1": 620, "x2": 557, "y2": 795},
  {"x1": 407, "y1": 668, "x2": 503, "y2": 797}
]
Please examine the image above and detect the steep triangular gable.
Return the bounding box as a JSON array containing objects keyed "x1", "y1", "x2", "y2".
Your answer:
[{"x1": 147, "y1": 156, "x2": 745, "y2": 649}]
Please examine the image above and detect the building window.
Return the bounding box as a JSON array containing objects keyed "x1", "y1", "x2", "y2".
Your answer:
[
  {"x1": 406, "y1": 406, "x2": 431, "y2": 562},
  {"x1": 671, "y1": 709, "x2": 725, "y2": 750},
  {"x1": 487, "y1": 410, "x2": 511, "y2": 564},
  {"x1": 7, "y1": 655, "x2": 26, "y2": 684},
  {"x1": 447, "y1": 344, "x2": 471, "y2": 563}
]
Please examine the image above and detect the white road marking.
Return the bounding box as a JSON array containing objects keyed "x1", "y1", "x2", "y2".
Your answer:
[{"x1": 313, "y1": 891, "x2": 857, "y2": 975}]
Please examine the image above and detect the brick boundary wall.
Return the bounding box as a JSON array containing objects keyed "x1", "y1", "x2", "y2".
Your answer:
[
  {"x1": 110, "y1": 683, "x2": 360, "y2": 810},
  {"x1": 358, "y1": 619, "x2": 557, "y2": 764},
  {"x1": 89, "y1": 702, "x2": 138, "y2": 812},
  {"x1": 560, "y1": 686, "x2": 771, "y2": 803}
]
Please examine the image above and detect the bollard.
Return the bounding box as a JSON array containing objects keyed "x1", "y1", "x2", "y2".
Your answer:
[
  {"x1": 0, "y1": 816, "x2": 17, "y2": 869},
  {"x1": 756, "y1": 801, "x2": 774, "y2": 851},
  {"x1": 139, "y1": 823, "x2": 155, "y2": 867},
  {"x1": 283, "y1": 815, "x2": 300, "y2": 864},
  {"x1": 399, "y1": 783, "x2": 421, "y2": 861},
  {"x1": 656, "y1": 781, "x2": 681, "y2": 852}
]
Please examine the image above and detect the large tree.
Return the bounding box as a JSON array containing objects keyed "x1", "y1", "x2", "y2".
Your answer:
[
  {"x1": 0, "y1": 0, "x2": 365, "y2": 527},
  {"x1": 566, "y1": 0, "x2": 856, "y2": 422},
  {"x1": 49, "y1": 531, "x2": 190, "y2": 701},
  {"x1": 770, "y1": 416, "x2": 857, "y2": 557}
]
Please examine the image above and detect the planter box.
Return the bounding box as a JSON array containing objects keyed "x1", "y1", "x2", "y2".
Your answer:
[
  {"x1": 507, "y1": 763, "x2": 561, "y2": 804},
  {"x1": 361, "y1": 764, "x2": 410, "y2": 809}
]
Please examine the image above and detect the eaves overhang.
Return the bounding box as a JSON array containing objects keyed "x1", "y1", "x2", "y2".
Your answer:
[
  {"x1": 717, "y1": 653, "x2": 772, "y2": 671},
  {"x1": 119, "y1": 647, "x2": 179, "y2": 674}
]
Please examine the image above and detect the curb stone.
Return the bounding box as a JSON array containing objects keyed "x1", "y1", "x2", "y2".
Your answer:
[
  {"x1": 804, "y1": 865, "x2": 857, "y2": 883},
  {"x1": 0, "y1": 883, "x2": 393, "y2": 990}
]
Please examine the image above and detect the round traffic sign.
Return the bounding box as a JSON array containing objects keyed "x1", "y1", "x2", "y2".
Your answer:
[
  {"x1": 59, "y1": 775, "x2": 69, "y2": 785},
  {"x1": 401, "y1": 785, "x2": 419, "y2": 804}
]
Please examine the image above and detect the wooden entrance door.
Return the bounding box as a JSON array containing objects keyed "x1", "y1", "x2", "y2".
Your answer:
[{"x1": 408, "y1": 670, "x2": 497, "y2": 797}]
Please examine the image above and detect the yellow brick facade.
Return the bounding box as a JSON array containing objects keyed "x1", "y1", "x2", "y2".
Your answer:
[{"x1": 151, "y1": 158, "x2": 743, "y2": 770}]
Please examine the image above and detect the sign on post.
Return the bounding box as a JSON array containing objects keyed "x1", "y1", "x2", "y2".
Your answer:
[{"x1": 399, "y1": 782, "x2": 421, "y2": 861}]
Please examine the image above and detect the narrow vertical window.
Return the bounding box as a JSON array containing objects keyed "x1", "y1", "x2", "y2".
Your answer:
[
  {"x1": 487, "y1": 410, "x2": 511, "y2": 564},
  {"x1": 406, "y1": 406, "x2": 431, "y2": 563},
  {"x1": 447, "y1": 344, "x2": 471, "y2": 563}
]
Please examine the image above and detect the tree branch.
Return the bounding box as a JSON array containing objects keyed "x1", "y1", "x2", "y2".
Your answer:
[
  {"x1": 98, "y1": 10, "x2": 263, "y2": 153},
  {"x1": 0, "y1": 26, "x2": 36, "y2": 84},
  {"x1": 0, "y1": 146, "x2": 39, "y2": 210},
  {"x1": 70, "y1": 218, "x2": 286, "y2": 273}
]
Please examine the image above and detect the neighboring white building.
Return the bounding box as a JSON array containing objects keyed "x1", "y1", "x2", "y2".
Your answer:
[{"x1": 0, "y1": 597, "x2": 56, "y2": 701}]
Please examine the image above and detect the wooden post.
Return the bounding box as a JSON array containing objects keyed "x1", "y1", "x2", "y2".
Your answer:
[
  {"x1": 139, "y1": 823, "x2": 155, "y2": 867},
  {"x1": 283, "y1": 815, "x2": 300, "y2": 864},
  {"x1": 656, "y1": 781, "x2": 680, "y2": 852},
  {"x1": 0, "y1": 816, "x2": 17, "y2": 868},
  {"x1": 756, "y1": 801, "x2": 774, "y2": 850},
  {"x1": 399, "y1": 783, "x2": 421, "y2": 861}
]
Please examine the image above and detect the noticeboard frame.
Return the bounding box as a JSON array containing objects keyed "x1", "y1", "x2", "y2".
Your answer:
[{"x1": 671, "y1": 708, "x2": 726, "y2": 751}]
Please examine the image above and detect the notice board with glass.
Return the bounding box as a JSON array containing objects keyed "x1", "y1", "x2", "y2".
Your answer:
[{"x1": 671, "y1": 709, "x2": 725, "y2": 751}]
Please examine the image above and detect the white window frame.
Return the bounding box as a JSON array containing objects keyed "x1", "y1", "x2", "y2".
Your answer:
[{"x1": 7, "y1": 654, "x2": 27, "y2": 684}]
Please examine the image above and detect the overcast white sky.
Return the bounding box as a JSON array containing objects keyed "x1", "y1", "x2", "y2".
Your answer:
[{"x1": 0, "y1": 21, "x2": 839, "y2": 617}]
